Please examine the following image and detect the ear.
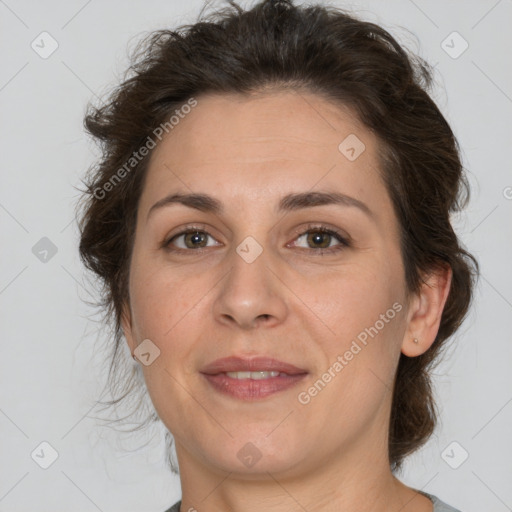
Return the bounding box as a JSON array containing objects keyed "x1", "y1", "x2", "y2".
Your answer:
[
  {"x1": 121, "y1": 302, "x2": 136, "y2": 355},
  {"x1": 401, "y1": 264, "x2": 452, "y2": 357}
]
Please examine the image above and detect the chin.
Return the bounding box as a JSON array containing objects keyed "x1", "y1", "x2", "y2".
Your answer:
[{"x1": 198, "y1": 428, "x2": 306, "y2": 477}]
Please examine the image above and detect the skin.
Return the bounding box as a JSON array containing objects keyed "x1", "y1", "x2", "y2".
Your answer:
[{"x1": 121, "y1": 90, "x2": 452, "y2": 512}]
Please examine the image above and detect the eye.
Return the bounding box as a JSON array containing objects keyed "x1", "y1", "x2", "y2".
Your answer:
[
  {"x1": 290, "y1": 225, "x2": 350, "y2": 255},
  {"x1": 162, "y1": 224, "x2": 350, "y2": 255},
  {"x1": 164, "y1": 227, "x2": 220, "y2": 251}
]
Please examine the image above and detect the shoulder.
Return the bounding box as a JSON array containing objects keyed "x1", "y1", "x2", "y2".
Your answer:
[
  {"x1": 162, "y1": 500, "x2": 181, "y2": 512},
  {"x1": 163, "y1": 495, "x2": 464, "y2": 512},
  {"x1": 420, "y1": 491, "x2": 463, "y2": 512}
]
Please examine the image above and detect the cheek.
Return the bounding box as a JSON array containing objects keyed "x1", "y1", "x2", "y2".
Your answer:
[
  {"x1": 129, "y1": 259, "x2": 206, "y2": 342},
  {"x1": 293, "y1": 271, "x2": 404, "y2": 432},
  {"x1": 291, "y1": 259, "x2": 406, "y2": 411},
  {"x1": 131, "y1": 265, "x2": 209, "y2": 424},
  {"x1": 293, "y1": 258, "x2": 402, "y2": 338}
]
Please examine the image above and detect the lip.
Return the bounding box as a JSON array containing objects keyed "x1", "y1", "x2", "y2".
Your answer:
[
  {"x1": 200, "y1": 356, "x2": 308, "y2": 375},
  {"x1": 200, "y1": 356, "x2": 308, "y2": 401}
]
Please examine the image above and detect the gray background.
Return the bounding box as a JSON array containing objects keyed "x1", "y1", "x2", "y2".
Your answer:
[{"x1": 1, "y1": 0, "x2": 511, "y2": 511}]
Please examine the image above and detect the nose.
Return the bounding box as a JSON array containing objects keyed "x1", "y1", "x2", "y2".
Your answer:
[{"x1": 212, "y1": 244, "x2": 288, "y2": 330}]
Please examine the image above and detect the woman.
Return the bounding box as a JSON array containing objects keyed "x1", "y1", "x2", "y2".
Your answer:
[{"x1": 77, "y1": 0, "x2": 478, "y2": 510}]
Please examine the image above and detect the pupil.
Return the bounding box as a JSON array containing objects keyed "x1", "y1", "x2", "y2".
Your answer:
[
  {"x1": 188, "y1": 232, "x2": 205, "y2": 247},
  {"x1": 308, "y1": 232, "x2": 330, "y2": 248}
]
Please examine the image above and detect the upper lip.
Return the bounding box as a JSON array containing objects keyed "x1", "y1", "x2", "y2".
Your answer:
[{"x1": 200, "y1": 356, "x2": 308, "y2": 375}]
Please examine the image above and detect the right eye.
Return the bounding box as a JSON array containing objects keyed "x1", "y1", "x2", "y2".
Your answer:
[{"x1": 164, "y1": 229, "x2": 221, "y2": 252}]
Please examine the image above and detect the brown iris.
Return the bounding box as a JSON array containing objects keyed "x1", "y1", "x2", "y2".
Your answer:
[
  {"x1": 306, "y1": 231, "x2": 332, "y2": 249},
  {"x1": 184, "y1": 231, "x2": 208, "y2": 248}
]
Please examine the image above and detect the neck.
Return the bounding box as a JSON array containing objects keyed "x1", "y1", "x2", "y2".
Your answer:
[{"x1": 174, "y1": 432, "x2": 431, "y2": 512}]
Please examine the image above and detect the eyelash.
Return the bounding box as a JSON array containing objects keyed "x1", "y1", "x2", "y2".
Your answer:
[{"x1": 162, "y1": 223, "x2": 351, "y2": 256}]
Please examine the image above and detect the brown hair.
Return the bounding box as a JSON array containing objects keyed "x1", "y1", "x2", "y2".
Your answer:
[{"x1": 77, "y1": 0, "x2": 479, "y2": 473}]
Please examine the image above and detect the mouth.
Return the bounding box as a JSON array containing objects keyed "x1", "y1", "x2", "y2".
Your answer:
[{"x1": 200, "y1": 356, "x2": 308, "y2": 401}]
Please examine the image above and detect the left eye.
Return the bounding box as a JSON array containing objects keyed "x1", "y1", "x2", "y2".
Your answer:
[{"x1": 292, "y1": 228, "x2": 348, "y2": 251}]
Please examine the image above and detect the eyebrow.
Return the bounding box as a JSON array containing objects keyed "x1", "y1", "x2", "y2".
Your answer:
[{"x1": 147, "y1": 190, "x2": 374, "y2": 221}]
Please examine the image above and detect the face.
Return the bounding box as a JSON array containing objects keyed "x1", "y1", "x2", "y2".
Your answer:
[{"x1": 122, "y1": 90, "x2": 414, "y2": 478}]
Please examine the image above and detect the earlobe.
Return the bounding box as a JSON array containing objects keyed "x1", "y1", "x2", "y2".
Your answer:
[{"x1": 401, "y1": 264, "x2": 453, "y2": 357}]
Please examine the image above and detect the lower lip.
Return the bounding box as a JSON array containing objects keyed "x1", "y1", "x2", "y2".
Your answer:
[{"x1": 202, "y1": 373, "x2": 307, "y2": 400}]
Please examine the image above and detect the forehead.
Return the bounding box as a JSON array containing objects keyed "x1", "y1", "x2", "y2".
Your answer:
[
  {"x1": 152, "y1": 90, "x2": 372, "y2": 163},
  {"x1": 139, "y1": 90, "x2": 390, "y2": 220}
]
